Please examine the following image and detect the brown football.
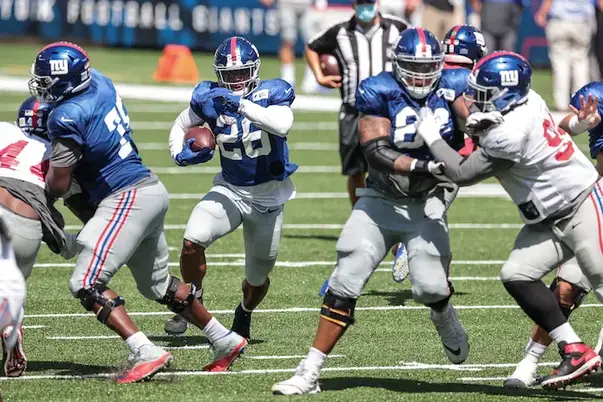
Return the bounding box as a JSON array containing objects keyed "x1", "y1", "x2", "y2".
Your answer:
[
  {"x1": 319, "y1": 54, "x2": 340, "y2": 76},
  {"x1": 185, "y1": 126, "x2": 215, "y2": 152}
]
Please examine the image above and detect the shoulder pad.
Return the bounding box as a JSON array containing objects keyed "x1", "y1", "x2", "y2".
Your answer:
[
  {"x1": 355, "y1": 73, "x2": 397, "y2": 117},
  {"x1": 253, "y1": 79, "x2": 295, "y2": 106},
  {"x1": 47, "y1": 107, "x2": 84, "y2": 144},
  {"x1": 438, "y1": 68, "x2": 470, "y2": 101}
]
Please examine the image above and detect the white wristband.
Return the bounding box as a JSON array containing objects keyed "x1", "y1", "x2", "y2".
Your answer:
[
  {"x1": 410, "y1": 159, "x2": 418, "y2": 171},
  {"x1": 568, "y1": 115, "x2": 591, "y2": 134}
]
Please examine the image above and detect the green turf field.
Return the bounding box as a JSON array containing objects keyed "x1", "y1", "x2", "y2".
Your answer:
[{"x1": 1, "y1": 45, "x2": 603, "y2": 402}]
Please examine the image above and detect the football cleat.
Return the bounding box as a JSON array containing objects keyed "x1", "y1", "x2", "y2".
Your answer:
[
  {"x1": 430, "y1": 304, "x2": 469, "y2": 364},
  {"x1": 391, "y1": 243, "x2": 409, "y2": 283},
  {"x1": 164, "y1": 314, "x2": 189, "y2": 336},
  {"x1": 272, "y1": 360, "x2": 321, "y2": 395},
  {"x1": 504, "y1": 359, "x2": 540, "y2": 388},
  {"x1": 202, "y1": 331, "x2": 247, "y2": 372},
  {"x1": 2, "y1": 325, "x2": 26, "y2": 377},
  {"x1": 595, "y1": 326, "x2": 603, "y2": 355},
  {"x1": 231, "y1": 304, "x2": 251, "y2": 340},
  {"x1": 116, "y1": 344, "x2": 173, "y2": 383},
  {"x1": 541, "y1": 342, "x2": 601, "y2": 389}
]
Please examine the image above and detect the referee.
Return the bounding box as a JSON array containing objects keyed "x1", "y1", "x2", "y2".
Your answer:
[{"x1": 305, "y1": 0, "x2": 408, "y2": 206}]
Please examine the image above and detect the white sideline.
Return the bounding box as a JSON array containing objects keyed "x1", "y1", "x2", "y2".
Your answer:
[
  {"x1": 62, "y1": 223, "x2": 520, "y2": 231},
  {"x1": 22, "y1": 303, "x2": 603, "y2": 319},
  {"x1": 0, "y1": 361, "x2": 573, "y2": 382}
]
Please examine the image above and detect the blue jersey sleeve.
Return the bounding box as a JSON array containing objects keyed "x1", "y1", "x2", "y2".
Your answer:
[
  {"x1": 190, "y1": 81, "x2": 219, "y2": 119},
  {"x1": 438, "y1": 67, "x2": 470, "y2": 102},
  {"x1": 571, "y1": 82, "x2": 603, "y2": 158},
  {"x1": 267, "y1": 79, "x2": 295, "y2": 107},
  {"x1": 355, "y1": 77, "x2": 390, "y2": 117},
  {"x1": 47, "y1": 106, "x2": 85, "y2": 145}
]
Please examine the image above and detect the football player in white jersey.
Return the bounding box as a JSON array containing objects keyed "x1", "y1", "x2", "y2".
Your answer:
[
  {"x1": 504, "y1": 84, "x2": 603, "y2": 388},
  {"x1": 0, "y1": 98, "x2": 78, "y2": 377},
  {"x1": 415, "y1": 51, "x2": 603, "y2": 389}
]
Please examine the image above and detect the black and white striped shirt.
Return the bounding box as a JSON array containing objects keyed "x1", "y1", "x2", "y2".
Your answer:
[{"x1": 308, "y1": 13, "x2": 409, "y2": 106}]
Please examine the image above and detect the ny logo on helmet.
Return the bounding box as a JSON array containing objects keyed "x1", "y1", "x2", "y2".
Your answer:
[
  {"x1": 50, "y1": 59, "x2": 69, "y2": 75},
  {"x1": 500, "y1": 70, "x2": 519, "y2": 86}
]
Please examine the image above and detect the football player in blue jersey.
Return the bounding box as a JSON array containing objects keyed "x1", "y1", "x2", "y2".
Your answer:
[
  {"x1": 32, "y1": 42, "x2": 238, "y2": 382},
  {"x1": 272, "y1": 28, "x2": 469, "y2": 395},
  {"x1": 391, "y1": 24, "x2": 489, "y2": 285},
  {"x1": 166, "y1": 36, "x2": 296, "y2": 370},
  {"x1": 504, "y1": 83, "x2": 603, "y2": 389}
]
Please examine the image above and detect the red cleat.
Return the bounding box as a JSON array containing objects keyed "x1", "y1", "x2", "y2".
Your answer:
[
  {"x1": 203, "y1": 332, "x2": 247, "y2": 372},
  {"x1": 116, "y1": 345, "x2": 173, "y2": 384},
  {"x1": 541, "y1": 342, "x2": 601, "y2": 389}
]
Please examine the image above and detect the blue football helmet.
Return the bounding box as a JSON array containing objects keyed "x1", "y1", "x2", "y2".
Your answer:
[
  {"x1": 17, "y1": 96, "x2": 53, "y2": 137},
  {"x1": 213, "y1": 36, "x2": 261, "y2": 96},
  {"x1": 392, "y1": 28, "x2": 444, "y2": 99},
  {"x1": 442, "y1": 25, "x2": 487, "y2": 66},
  {"x1": 466, "y1": 51, "x2": 532, "y2": 113},
  {"x1": 28, "y1": 42, "x2": 91, "y2": 103}
]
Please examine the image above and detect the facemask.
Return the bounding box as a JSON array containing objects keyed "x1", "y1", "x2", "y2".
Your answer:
[{"x1": 356, "y1": 4, "x2": 377, "y2": 22}]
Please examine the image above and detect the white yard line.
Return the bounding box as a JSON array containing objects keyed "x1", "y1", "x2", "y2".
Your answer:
[
  {"x1": 0, "y1": 361, "x2": 582, "y2": 382},
  {"x1": 23, "y1": 303, "x2": 603, "y2": 319},
  {"x1": 22, "y1": 325, "x2": 45, "y2": 329},
  {"x1": 129, "y1": 122, "x2": 338, "y2": 132},
  {"x1": 165, "y1": 345, "x2": 210, "y2": 350},
  {"x1": 151, "y1": 166, "x2": 341, "y2": 174},
  {"x1": 32, "y1": 260, "x2": 507, "y2": 269},
  {"x1": 138, "y1": 141, "x2": 338, "y2": 150},
  {"x1": 62, "y1": 223, "x2": 520, "y2": 231},
  {"x1": 246, "y1": 354, "x2": 345, "y2": 360}
]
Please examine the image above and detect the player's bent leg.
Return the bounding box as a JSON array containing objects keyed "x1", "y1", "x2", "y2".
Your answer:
[
  {"x1": 0, "y1": 241, "x2": 26, "y2": 378},
  {"x1": 233, "y1": 205, "x2": 283, "y2": 339},
  {"x1": 164, "y1": 191, "x2": 243, "y2": 336},
  {"x1": 273, "y1": 199, "x2": 391, "y2": 395}
]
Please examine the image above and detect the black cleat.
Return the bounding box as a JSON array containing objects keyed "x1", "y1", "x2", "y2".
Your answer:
[{"x1": 231, "y1": 304, "x2": 251, "y2": 340}]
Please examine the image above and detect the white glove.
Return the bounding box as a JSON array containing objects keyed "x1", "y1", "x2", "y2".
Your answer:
[
  {"x1": 410, "y1": 159, "x2": 445, "y2": 175},
  {"x1": 416, "y1": 107, "x2": 444, "y2": 146},
  {"x1": 466, "y1": 111, "x2": 504, "y2": 135},
  {"x1": 428, "y1": 161, "x2": 445, "y2": 175}
]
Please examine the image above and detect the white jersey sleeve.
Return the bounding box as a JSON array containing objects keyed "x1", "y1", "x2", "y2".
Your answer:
[
  {"x1": 0, "y1": 122, "x2": 51, "y2": 189},
  {"x1": 478, "y1": 91, "x2": 599, "y2": 224}
]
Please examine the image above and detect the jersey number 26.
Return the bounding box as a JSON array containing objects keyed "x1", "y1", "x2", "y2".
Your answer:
[{"x1": 215, "y1": 116, "x2": 272, "y2": 160}]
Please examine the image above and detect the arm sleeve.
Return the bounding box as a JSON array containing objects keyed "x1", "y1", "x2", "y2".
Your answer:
[
  {"x1": 238, "y1": 101, "x2": 293, "y2": 137},
  {"x1": 307, "y1": 24, "x2": 340, "y2": 54},
  {"x1": 429, "y1": 139, "x2": 514, "y2": 186},
  {"x1": 50, "y1": 138, "x2": 83, "y2": 168},
  {"x1": 169, "y1": 107, "x2": 205, "y2": 161}
]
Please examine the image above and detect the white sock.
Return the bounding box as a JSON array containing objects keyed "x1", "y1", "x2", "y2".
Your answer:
[
  {"x1": 523, "y1": 338, "x2": 547, "y2": 364},
  {"x1": 203, "y1": 317, "x2": 231, "y2": 343},
  {"x1": 125, "y1": 331, "x2": 153, "y2": 353},
  {"x1": 305, "y1": 347, "x2": 327, "y2": 371},
  {"x1": 281, "y1": 63, "x2": 295, "y2": 86},
  {"x1": 240, "y1": 301, "x2": 252, "y2": 313},
  {"x1": 549, "y1": 322, "x2": 581, "y2": 345}
]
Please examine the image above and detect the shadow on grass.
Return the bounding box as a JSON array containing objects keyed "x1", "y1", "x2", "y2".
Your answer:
[
  {"x1": 283, "y1": 234, "x2": 339, "y2": 242},
  {"x1": 149, "y1": 335, "x2": 264, "y2": 347},
  {"x1": 27, "y1": 360, "x2": 111, "y2": 375},
  {"x1": 322, "y1": 376, "x2": 603, "y2": 400},
  {"x1": 363, "y1": 290, "x2": 471, "y2": 306}
]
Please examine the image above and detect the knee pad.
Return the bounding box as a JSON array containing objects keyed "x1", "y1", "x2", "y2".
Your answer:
[
  {"x1": 156, "y1": 276, "x2": 196, "y2": 314},
  {"x1": 76, "y1": 284, "x2": 125, "y2": 324},
  {"x1": 320, "y1": 290, "x2": 356, "y2": 328}
]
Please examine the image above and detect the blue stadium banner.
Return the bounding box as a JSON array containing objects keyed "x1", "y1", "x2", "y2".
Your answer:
[
  {"x1": 0, "y1": 0, "x2": 285, "y2": 52},
  {"x1": 0, "y1": 0, "x2": 549, "y2": 65}
]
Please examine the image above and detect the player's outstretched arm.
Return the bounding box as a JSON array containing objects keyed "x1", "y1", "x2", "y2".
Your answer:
[
  {"x1": 558, "y1": 94, "x2": 601, "y2": 136},
  {"x1": 169, "y1": 107, "x2": 205, "y2": 162},
  {"x1": 359, "y1": 114, "x2": 440, "y2": 175},
  {"x1": 417, "y1": 108, "x2": 513, "y2": 186}
]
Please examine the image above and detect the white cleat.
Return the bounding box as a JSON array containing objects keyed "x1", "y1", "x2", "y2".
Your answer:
[
  {"x1": 117, "y1": 344, "x2": 173, "y2": 383},
  {"x1": 391, "y1": 243, "x2": 409, "y2": 283},
  {"x1": 430, "y1": 304, "x2": 469, "y2": 364},
  {"x1": 504, "y1": 359, "x2": 539, "y2": 388},
  {"x1": 272, "y1": 361, "x2": 321, "y2": 395},
  {"x1": 595, "y1": 326, "x2": 603, "y2": 355},
  {"x1": 203, "y1": 331, "x2": 247, "y2": 372}
]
